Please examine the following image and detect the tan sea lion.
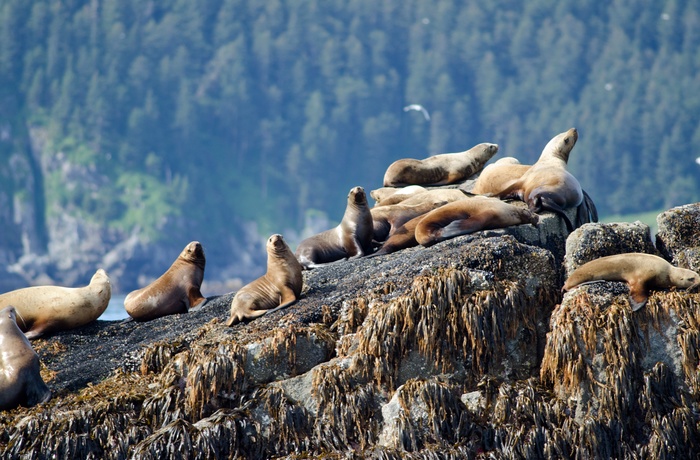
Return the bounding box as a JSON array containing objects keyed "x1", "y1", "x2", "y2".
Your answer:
[
  {"x1": 124, "y1": 241, "x2": 206, "y2": 321},
  {"x1": 227, "y1": 234, "x2": 303, "y2": 326},
  {"x1": 0, "y1": 269, "x2": 112, "y2": 339},
  {"x1": 370, "y1": 185, "x2": 427, "y2": 207},
  {"x1": 415, "y1": 196, "x2": 540, "y2": 247},
  {"x1": 369, "y1": 213, "x2": 426, "y2": 257},
  {"x1": 383, "y1": 143, "x2": 499, "y2": 187},
  {"x1": 492, "y1": 128, "x2": 595, "y2": 231},
  {"x1": 295, "y1": 186, "x2": 374, "y2": 269},
  {"x1": 0, "y1": 306, "x2": 51, "y2": 410},
  {"x1": 471, "y1": 157, "x2": 530, "y2": 195},
  {"x1": 563, "y1": 253, "x2": 700, "y2": 311},
  {"x1": 371, "y1": 189, "x2": 467, "y2": 242}
]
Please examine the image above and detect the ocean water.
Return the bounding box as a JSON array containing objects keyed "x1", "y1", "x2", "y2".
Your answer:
[{"x1": 99, "y1": 294, "x2": 129, "y2": 321}]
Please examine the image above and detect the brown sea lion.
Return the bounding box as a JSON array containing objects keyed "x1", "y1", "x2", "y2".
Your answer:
[
  {"x1": 563, "y1": 253, "x2": 700, "y2": 311},
  {"x1": 471, "y1": 157, "x2": 530, "y2": 195},
  {"x1": 370, "y1": 185, "x2": 428, "y2": 207},
  {"x1": 124, "y1": 241, "x2": 206, "y2": 321},
  {"x1": 0, "y1": 269, "x2": 112, "y2": 339},
  {"x1": 369, "y1": 213, "x2": 426, "y2": 256},
  {"x1": 415, "y1": 196, "x2": 540, "y2": 247},
  {"x1": 383, "y1": 143, "x2": 499, "y2": 187},
  {"x1": 492, "y1": 128, "x2": 594, "y2": 231},
  {"x1": 295, "y1": 186, "x2": 374, "y2": 269},
  {"x1": 371, "y1": 189, "x2": 467, "y2": 242},
  {"x1": 227, "y1": 234, "x2": 303, "y2": 326},
  {"x1": 0, "y1": 306, "x2": 51, "y2": 410}
]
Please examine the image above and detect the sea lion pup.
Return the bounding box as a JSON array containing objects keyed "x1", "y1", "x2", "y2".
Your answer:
[
  {"x1": 383, "y1": 142, "x2": 499, "y2": 187},
  {"x1": 492, "y1": 128, "x2": 593, "y2": 231},
  {"x1": 371, "y1": 189, "x2": 467, "y2": 242},
  {"x1": 124, "y1": 241, "x2": 206, "y2": 321},
  {"x1": 0, "y1": 269, "x2": 112, "y2": 339},
  {"x1": 415, "y1": 196, "x2": 540, "y2": 247},
  {"x1": 471, "y1": 157, "x2": 531, "y2": 195},
  {"x1": 0, "y1": 306, "x2": 51, "y2": 410},
  {"x1": 370, "y1": 185, "x2": 427, "y2": 207},
  {"x1": 227, "y1": 234, "x2": 303, "y2": 326},
  {"x1": 563, "y1": 253, "x2": 700, "y2": 311},
  {"x1": 295, "y1": 186, "x2": 374, "y2": 269}
]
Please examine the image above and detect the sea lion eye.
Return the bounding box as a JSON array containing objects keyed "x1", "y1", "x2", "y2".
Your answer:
[{"x1": 564, "y1": 138, "x2": 570, "y2": 145}]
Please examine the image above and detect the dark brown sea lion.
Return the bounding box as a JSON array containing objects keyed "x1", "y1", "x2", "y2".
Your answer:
[
  {"x1": 295, "y1": 186, "x2": 374, "y2": 269},
  {"x1": 0, "y1": 269, "x2": 112, "y2": 339},
  {"x1": 0, "y1": 306, "x2": 51, "y2": 410},
  {"x1": 383, "y1": 143, "x2": 498, "y2": 187},
  {"x1": 492, "y1": 128, "x2": 595, "y2": 231},
  {"x1": 227, "y1": 234, "x2": 303, "y2": 326},
  {"x1": 563, "y1": 253, "x2": 700, "y2": 311},
  {"x1": 124, "y1": 241, "x2": 206, "y2": 321},
  {"x1": 415, "y1": 197, "x2": 540, "y2": 247}
]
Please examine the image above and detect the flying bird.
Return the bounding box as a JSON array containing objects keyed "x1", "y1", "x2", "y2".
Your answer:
[{"x1": 403, "y1": 104, "x2": 431, "y2": 121}]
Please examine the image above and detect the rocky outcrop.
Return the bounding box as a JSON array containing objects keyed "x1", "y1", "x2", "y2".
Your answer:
[{"x1": 1, "y1": 204, "x2": 699, "y2": 458}]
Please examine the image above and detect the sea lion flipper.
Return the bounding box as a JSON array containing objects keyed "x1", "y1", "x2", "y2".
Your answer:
[
  {"x1": 24, "y1": 329, "x2": 44, "y2": 340},
  {"x1": 628, "y1": 283, "x2": 649, "y2": 311},
  {"x1": 25, "y1": 376, "x2": 51, "y2": 406}
]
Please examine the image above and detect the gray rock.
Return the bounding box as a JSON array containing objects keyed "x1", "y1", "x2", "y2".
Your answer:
[{"x1": 656, "y1": 203, "x2": 700, "y2": 272}]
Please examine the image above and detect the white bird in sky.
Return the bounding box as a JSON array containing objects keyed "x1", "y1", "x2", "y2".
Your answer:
[
  {"x1": 696, "y1": 157, "x2": 700, "y2": 166},
  {"x1": 403, "y1": 104, "x2": 431, "y2": 121}
]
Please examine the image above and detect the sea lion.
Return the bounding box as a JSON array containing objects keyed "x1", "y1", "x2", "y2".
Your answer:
[
  {"x1": 371, "y1": 189, "x2": 467, "y2": 242},
  {"x1": 0, "y1": 269, "x2": 112, "y2": 339},
  {"x1": 383, "y1": 143, "x2": 499, "y2": 187},
  {"x1": 295, "y1": 186, "x2": 374, "y2": 269},
  {"x1": 563, "y1": 253, "x2": 700, "y2": 311},
  {"x1": 124, "y1": 241, "x2": 206, "y2": 321},
  {"x1": 471, "y1": 157, "x2": 530, "y2": 195},
  {"x1": 491, "y1": 128, "x2": 595, "y2": 231},
  {"x1": 369, "y1": 213, "x2": 426, "y2": 257},
  {"x1": 415, "y1": 196, "x2": 540, "y2": 247},
  {"x1": 227, "y1": 234, "x2": 303, "y2": 326},
  {"x1": 0, "y1": 306, "x2": 51, "y2": 410},
  {"x1": 370, "y1": 185, "x2": 428, "y2": 207}
]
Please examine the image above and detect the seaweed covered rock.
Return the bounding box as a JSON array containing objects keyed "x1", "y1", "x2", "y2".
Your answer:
[{"x1": 656, "y1": 202, "x2": 700, "y2": 272}]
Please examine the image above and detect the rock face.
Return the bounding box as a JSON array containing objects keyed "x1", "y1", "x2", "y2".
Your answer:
[{"x1": 1, "y1": 204, "x2": 699, "y2": 458}]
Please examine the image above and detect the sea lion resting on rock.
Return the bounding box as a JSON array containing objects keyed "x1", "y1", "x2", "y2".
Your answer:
[
  {"x1": 563, "y1": 253, "x2": 700, "y2": 311},
  {"x1": 371, "y1": 189, "x2": 468, "y2": 243},
  {"x1": 295, "y1": 186, "x2": 374, "y2": 269},
  {"x1": 416, "y1": 196, "x2": 540, "y2": 247},
  {"x1": 370, "y1": 185, "x2": 427, "y2": 207},
  {"x1": 125, "y1": 241, "x2": 206, "y2": 321},
  {"x1": 0, "y1": 306, "x2": 51, "y2": 410},
  {"x1": 383, "y1": 143, "x2": 498, "y2": 187},
  {"x1": 227, "y1": 234, "x2": 303, "y2": 326},
  {"x1": 491, "y1": 128, "x2": 596, "y2": 231},
  {"x1": 471, "y1": 157, "x2": 530, "y2": 195},
  {"x1": 0, "y1": 269, "x2": 111, "y2": 339}
]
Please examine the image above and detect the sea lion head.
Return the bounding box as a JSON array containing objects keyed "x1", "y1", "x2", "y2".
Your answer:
[
  {"x1": 180, "y1": 241, "x2": 206, "y2": 266},
  {"x1": 1, "y1": 305, "x2": 17, "y2": 323},
  {"x1": 349, "y1": 186, "x2": 368, "y2": 206},
  {"x1": 267, "y1": 234, "x2": 291, "y2": 255},
  {"x1": 671, "y1": 266, "x2": 700, "y2": 290},
  {"x1": 544, "y1": 128, "x2": 578, "y2": 163},
  {"x1": 91, "y1": 268, "x2": 111, "y2": 284}
]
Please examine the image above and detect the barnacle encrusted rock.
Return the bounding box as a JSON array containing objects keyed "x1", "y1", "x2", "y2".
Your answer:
[{"x1": 656, "y1": 202, "x2": 700, "y2": 271}]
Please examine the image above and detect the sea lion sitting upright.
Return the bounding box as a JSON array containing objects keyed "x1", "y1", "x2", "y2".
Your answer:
[
  {"x1": 471, "y1": 157, "x2": 531, "y2": 195},
  {"x1": 415, "y1": 196, "x2": 540, "y2": 247},
  {"x1": 124, "y1": 241, "x2": 206, "y2": 321},
  {"x1": 227, "y1": 234, "x2": 303, "y2": 326},
  {"x1": 491, "y1": 128, "x2": 592, "y2": 231},
  {"x1": 0, "y1": 306, "x2": 51, "y2": 410},
  {"x1": 295, "y1": 186, "x2": 374, "y2": 269},
  {"x1": 563, "y1": 253, "x2": 700, "y2": 311},
  {"x1": 0, "y1": 268, "x2": 112, "y2": 339},
  {"x1": 383, "y1": 143, "x2": 498, "y2": 187}
]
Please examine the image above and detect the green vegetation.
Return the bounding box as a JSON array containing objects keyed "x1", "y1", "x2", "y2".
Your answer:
[{"x1": 1, "y1": 0, "x2": 699, "y2": 253}]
